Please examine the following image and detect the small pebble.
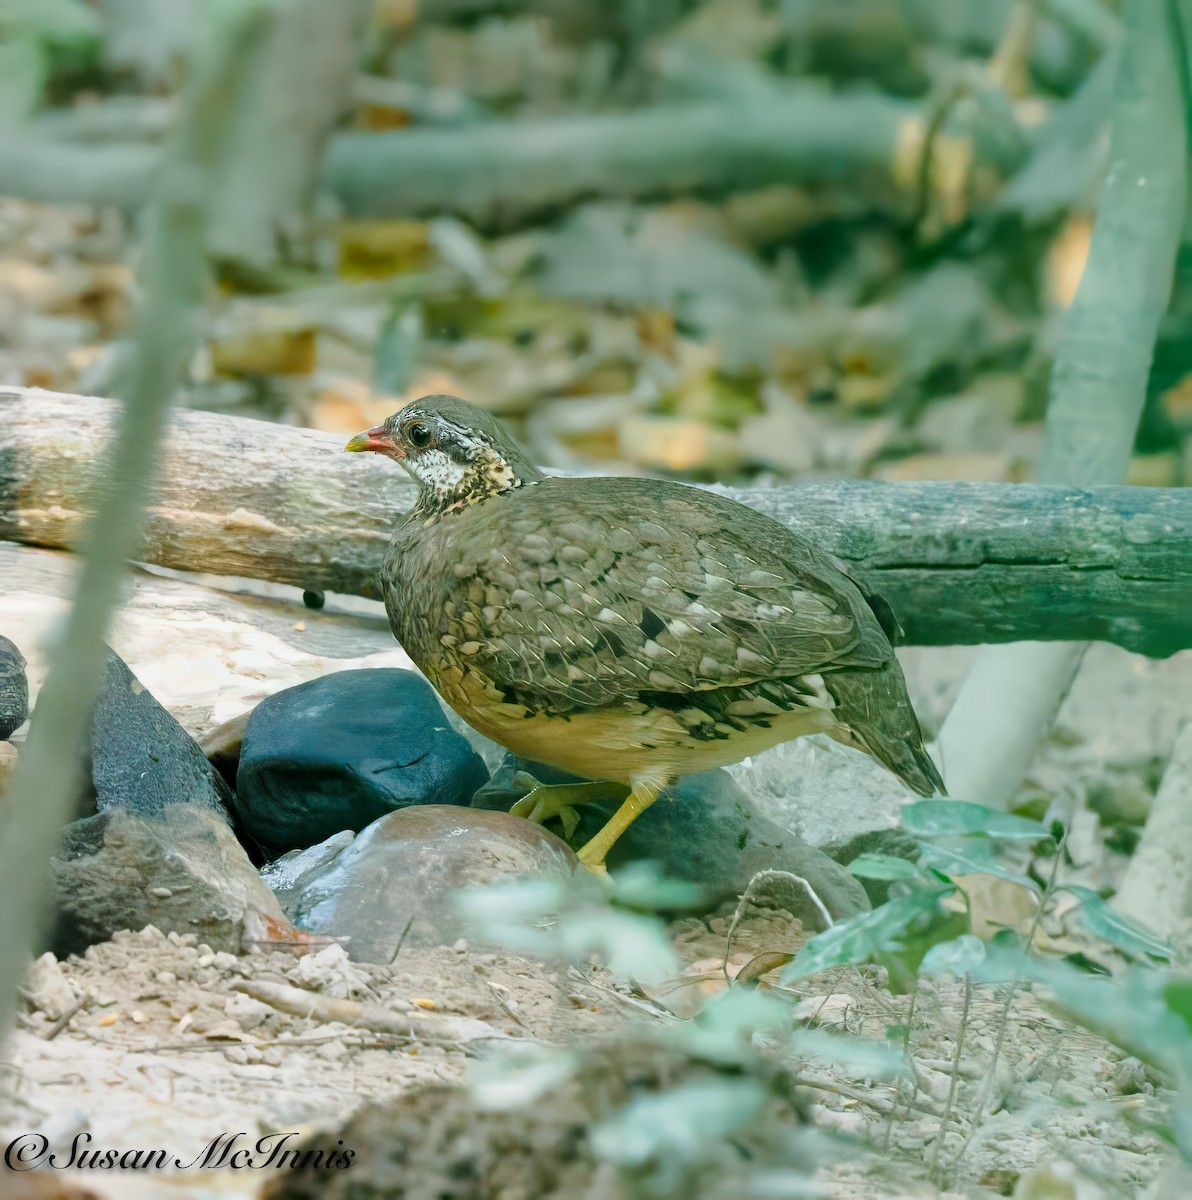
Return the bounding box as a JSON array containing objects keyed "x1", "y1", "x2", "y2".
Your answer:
[
  {"x1": 149, "y1": 887, "x2": 173, "y2": 899},
  {"x1": 452, "y1": 938, "x2": 468, "y2": 954},
  {"x1": 197, "y1": 953, "x2": 215, "y2": 968},
  {"x1": 156, "y1": 971, "x2": 177, "y2": 986},
  {"x1": 130, "y1": 1010, "x2": 146, "y2": 1024},
  {"x1": 412, "y1": 998, "x2": 436, "y2": 1010}
]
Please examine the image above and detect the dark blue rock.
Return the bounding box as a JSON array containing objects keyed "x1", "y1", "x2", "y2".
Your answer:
[
  {"x1": 472, "y1": 754, "x2": 869, "y2": 925},
  {"x1": 235, "y1": 669, "x2": 489, "y2": 859},
  {"x1": 0, "y1": 635, "x2": 29, "y2": 739},
  {"x1": 87, "y1": 648, "x2": 234, "y2": 824}
]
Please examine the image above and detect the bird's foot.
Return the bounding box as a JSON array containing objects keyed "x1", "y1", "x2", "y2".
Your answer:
[
  {"x1": 575, "y1": 843, "x2": 609, "y2": 876},
  {"x1": 508, "y1": 774, "x2": 626, "y2": 845}
]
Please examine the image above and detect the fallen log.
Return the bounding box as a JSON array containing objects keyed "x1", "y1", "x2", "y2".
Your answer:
[
  {"x1": 0, "y1": 388, "x2": 1187, "y2": 657},
  {"x1": 0, "y1": 90, "x2": 1017, "y2": 228}
]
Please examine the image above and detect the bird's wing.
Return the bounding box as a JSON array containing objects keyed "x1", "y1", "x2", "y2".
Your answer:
[{"x1": 439, "y1": 478, "x2": 891, "y2": 714}]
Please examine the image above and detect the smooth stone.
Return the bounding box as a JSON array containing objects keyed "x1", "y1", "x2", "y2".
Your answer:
[
  {"x1": 236, "y1": 669, "x2": 489, "y2": 858},
  {"x1": 274, "y1": 805, "x2": 579, "y2": 961},
  {"x1": 723, "y1": 734, "x2": 914, "y2": 857},
  {"x1": 49, "y1": 803, "x2": 291, "y2": 957},
  {"x1": 472, "y1": 755, "x2": 870, "y2": 925},
  {"x1": 88, "y1": 648, "x2": 235, "y2": 824},
  {"x1": 260, "y1": 829, "x2": 357, "y2": 913},
  {"x1": 0, "y1": 634, "x2": 29, "y2": 738}
]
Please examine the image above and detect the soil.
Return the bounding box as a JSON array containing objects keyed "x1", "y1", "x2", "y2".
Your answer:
[{"x1": 1, "y1": 902, "x2": 1169, "y2": 1199}]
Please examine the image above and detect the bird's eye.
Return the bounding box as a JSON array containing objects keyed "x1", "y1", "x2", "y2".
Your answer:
[{"x1": 407, "y1": 422, "x2": 432, "y2": 448}]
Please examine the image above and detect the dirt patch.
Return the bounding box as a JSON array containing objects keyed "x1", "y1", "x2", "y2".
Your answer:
[
  {"x1": 0, "y1": 908, "x2": 1174, "y2": 1199},
  {"x1": 1, "y1": 927, "x2": 628, "y2": 1197}
]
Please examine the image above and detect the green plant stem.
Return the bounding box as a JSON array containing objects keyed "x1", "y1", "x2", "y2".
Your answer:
[{"x1": 0, "y1": 0, "x2": 273, "y2": 1041}]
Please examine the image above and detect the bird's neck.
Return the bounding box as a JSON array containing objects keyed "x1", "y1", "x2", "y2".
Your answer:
[{"x1": 409, "y1": 446, "x2": 543, "y2": 520}]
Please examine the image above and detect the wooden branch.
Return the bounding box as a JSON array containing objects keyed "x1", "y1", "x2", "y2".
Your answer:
[
  {"x1": 0, "y1": 91, "x2": 1019, "y2": 228},
  {"x1": 0, "y1": 388, "x2": 1188, "y2": 657},
  {"x1": 321, "y1": 91, "x2": 1017, "y2": 226}
]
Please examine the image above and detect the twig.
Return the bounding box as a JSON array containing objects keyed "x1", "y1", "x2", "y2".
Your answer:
[
  {"x1": 989, "y1": 1, "x2": 1043, "y2": 98},
  {"x1": 723, "y1": 869, "x2": 833, "y2": 985},
  {"x1": 35, "y1": 993, "x2": 89, "y2": 1042},
  {"x1": 929, "y1": 975, "x2": 972, "y2": 1186},
  {"x1": 230, "y1": 979, "x2": 515, "y2": 1044},
  {"x1": 947, "y1": 831, "x2": 1066, "y2": 1178},
  {"x1": 0, "y1": 0, "x2": 276, "y2": 1042}
]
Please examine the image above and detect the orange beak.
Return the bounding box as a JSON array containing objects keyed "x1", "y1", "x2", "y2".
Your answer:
[{"x1": 344, "y1": 425, "x2": 403, "y2": 458}]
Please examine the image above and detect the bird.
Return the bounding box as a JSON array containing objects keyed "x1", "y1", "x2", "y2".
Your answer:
[{"x1": 345, "y1": 394, "x2": 944, "y2": 872}]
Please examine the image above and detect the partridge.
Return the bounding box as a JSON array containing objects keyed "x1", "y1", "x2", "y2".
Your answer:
[{"x1": 346, "y1": 395, "x2": 944, "y2": 871}]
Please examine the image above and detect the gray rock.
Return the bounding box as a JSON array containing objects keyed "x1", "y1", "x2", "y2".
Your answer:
[
  {"x1": 88, "y1": 648, "x2": 234, "y2": 824},
  {"x1": 723, "y1": 735, "x2": 913, "y2": 857},
  {"x1": 235, "y1": 669, "x2": 489, "y2": 858},
  {"x1": 49, "y1": 803, "x2": 289, "y2": 957},
  {"x1": 22, "y1": 952, "x2": 79, "y2": 1021},
  {"x1": 275, "y1": 805, "x2": 578, "y2": 961},
  {"x1": 0, "y1": 634, "x2": 29, "y2": 739},
  {"x1": 260, "y1": 830, "x2": 357, "y2": 913},
  {"x1": 472, "y1": 755, "x2": 869, "y2": 924}
]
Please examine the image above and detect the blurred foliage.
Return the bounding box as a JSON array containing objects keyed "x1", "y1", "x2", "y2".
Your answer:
[{"x1": 3, "y1": 0, "x2": 1190, "y2": 493}]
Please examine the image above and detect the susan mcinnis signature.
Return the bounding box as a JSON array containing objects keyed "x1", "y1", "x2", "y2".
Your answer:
[{"x1": 4, "y1": 1131, "x2": 356, "y2": 1172}]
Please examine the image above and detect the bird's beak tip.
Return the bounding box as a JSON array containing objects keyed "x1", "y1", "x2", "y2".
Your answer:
[{"x1": 344, "y1": 426, "x2": 399, "y2": 456}]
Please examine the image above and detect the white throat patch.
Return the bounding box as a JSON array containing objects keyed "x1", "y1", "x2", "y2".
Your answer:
[{"x1": 408, "y1": 447, "x2": 468, "y2": 493}]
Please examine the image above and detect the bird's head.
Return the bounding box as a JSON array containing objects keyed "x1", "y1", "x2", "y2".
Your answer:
[{"x1": 345, "y1": 394, "x2": 543, "y2": 516}]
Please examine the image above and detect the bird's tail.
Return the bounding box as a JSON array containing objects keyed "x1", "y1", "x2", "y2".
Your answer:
[{"x1": 825, "y1": 663, "x2": 946, "y2": 797}]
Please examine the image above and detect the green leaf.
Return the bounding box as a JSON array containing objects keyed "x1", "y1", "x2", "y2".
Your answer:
[
  {"x1": 470, "y1": 1049, "x2": 580, "y2": 1111},
  {"x1": 1063, "y1": 886, "x2": 1172, "y2": 963},
  {"x1": 919, "y1": 935, "x2": 987, "y2": 977},
  {"x1": 555, "y1": 908, "x2": 679, "y2": 983},
  {"x1": 610, "y1": 862, "x2": 709, "y2": 911},
  {"x1": 902, "y1": 800, "x2": 1049, "y2": 841},
  {"x1": 1162, "y1": 979, "x2": 1192, "y2": 1035},
  {"x1": 781, "y1": 887, "x2": 952, "y2": 983},
  {"x1": 847, "y1": 853, "x2": 921, "y2": 881},
  {"x1": 590, "y1": 1077, "x2": 767, "y2": 1167},
  {"x1": 917, "y1": 840, "x2": 1039, "y2": 891}
]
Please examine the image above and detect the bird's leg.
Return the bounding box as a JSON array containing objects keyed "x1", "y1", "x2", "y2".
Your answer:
[
  {"x1": 575, "y1": 778, "x2": 664, "y2": 875},
  {"x1": 508, "y1": 773, "x2": 628, "y2": 843}
]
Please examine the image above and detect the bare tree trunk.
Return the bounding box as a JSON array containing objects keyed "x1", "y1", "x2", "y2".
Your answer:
[
  {"x1": 933, "y1": 0, "x2": 1190, "y2": 808},
  {"x1": 1, "y1": 390, "x2": 1189, "y2": 657}
]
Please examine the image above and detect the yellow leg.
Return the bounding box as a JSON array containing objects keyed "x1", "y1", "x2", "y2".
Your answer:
[
  {"x1": 509, "y1": 775, "x2": 628, "y2": 842},
  {"x1": 575, "y1": 778, "x2": 664, "y2": 874}
]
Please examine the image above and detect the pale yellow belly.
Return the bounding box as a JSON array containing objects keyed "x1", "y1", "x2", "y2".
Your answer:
[{"x1": 443, "y1": 683, "x2": 837, "y2": 786}]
